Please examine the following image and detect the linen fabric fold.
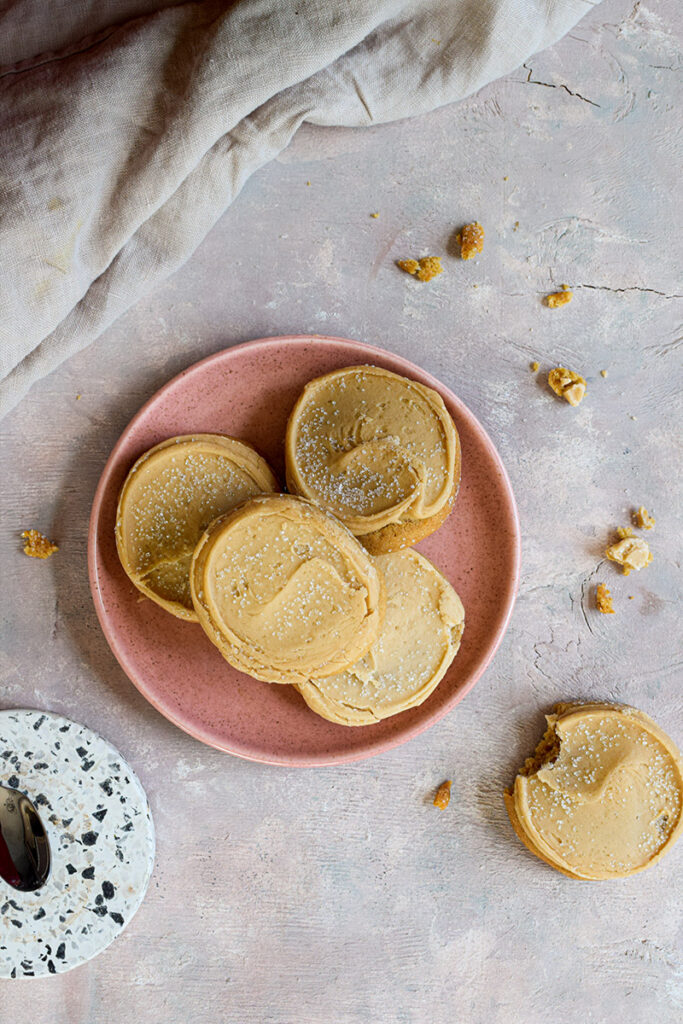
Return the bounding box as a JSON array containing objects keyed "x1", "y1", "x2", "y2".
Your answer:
[{"x1": 0, "y1": 0, "x2": 597, "y2": 418}]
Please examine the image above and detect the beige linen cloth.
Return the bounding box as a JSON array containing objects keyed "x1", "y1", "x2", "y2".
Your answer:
[{"x1": 0, "y1": 0, "x2": 597, "y2": 419}]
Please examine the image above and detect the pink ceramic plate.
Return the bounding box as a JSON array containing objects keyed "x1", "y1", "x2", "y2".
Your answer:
[{"x1": 89, "y1": 336, "x2": 520, "y2": 765}]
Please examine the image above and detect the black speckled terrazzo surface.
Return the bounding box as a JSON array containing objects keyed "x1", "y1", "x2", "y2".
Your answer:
[{"x1": 0, "y1": 709, "x2": 155, "y2": 977}]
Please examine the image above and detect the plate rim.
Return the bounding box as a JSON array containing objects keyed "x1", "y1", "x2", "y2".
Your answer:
[{"x1": 88, "y1": 335, "x2": 521, "y2": 766}]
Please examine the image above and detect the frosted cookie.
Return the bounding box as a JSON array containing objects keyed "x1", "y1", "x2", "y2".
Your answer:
[
  {"x1": 505, "y1": 703, "x2": 683, "y2": 880},
  {"x1": 190, "y1": 494, "x2": 385, "y2": 684},
  {"x1": 116, "y1": 435, "x2": 278, "y2": 620},
  {"x1": 285, "y1": 366, "x2": 460, "y2": 554},
  {"x1": 296, "y1": 549, "x2": 464, "y2": 725}
]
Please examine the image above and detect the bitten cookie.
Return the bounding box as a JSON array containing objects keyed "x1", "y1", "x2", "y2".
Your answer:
[
  {"x1": 116, "y1": 434, "x2": 278, "y2": 620},
  {"x1": 505, "y1": 703, "x2": 683, "y2": 879},
  {"x1": 285, "y1": 365, "x2": 460, "y2": 554},
  {"x1": 190, "y1": 494, "x2": 385, "y2": 684},
  {"x1": 296, "y1": 549, "x2": 464, "y2": 725}
]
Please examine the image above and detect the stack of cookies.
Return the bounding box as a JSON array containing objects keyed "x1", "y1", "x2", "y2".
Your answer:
[{"x1": 115, "y1": 366, "x2": 465, "y2": 726}]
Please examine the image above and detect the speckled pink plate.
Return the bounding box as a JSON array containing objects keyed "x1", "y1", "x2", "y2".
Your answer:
[{"x1": 89, "y1": 336, "x2": 520, "y2": 765}]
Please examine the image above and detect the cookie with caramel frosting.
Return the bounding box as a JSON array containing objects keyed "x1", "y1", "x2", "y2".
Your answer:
[
  {"x1": 505, "y1": 703, "x2": 683, "y2": 879},
  {"x1": 116, "y1": 435, "x2": 278, "y2": 620},
  {"x1": 296, "y1": 549, "x2": 464, "y2": 726},
  {"x1": 190, "y1": 494, "x2": 385, "y2": 684},
  {"x1": 285, "y1": 366, "x2": 460, "y2": 554}
]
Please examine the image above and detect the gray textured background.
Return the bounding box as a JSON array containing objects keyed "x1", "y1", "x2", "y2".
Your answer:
[{"x1": 1, "y1": 0, "x2": 681, "y2": 1020}]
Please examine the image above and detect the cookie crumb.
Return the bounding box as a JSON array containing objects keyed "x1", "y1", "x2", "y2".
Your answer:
[
  {"x1": 548, "y1": 367, "x2": 586, "y2": 406},
  {"x1": 397, "y1": 258, "x2": 419, "y2": 276},
  {"x1": 433, "y1": 780, "x2": 452, "y2": 810},
  {"x1": 616, "y1": 525, "x2": 635, "y2": 540},
  {"x1": 21, "y1": 529, "x2": 58, "y2": 559},
  {"x1": 370, "y1": 212, "x2": 379, "y2": 219},
  {"x1": 76, "y1": 394, "x2": 81, "y2": 400},
  {"x1": 530, "y1": 361, "x2": 540, "y2": 373},
  {"x1": 415, "y1": 257, "x2": 443, "y2": 281},
  {"x1": 596, "y1": 583, "x2": 615, "y2": 614},
  {"x1": 634, "y1": 506, "x2": 655, "y2": 530},
  {"x1": 397, "y1": 256, "x2": 443, "y2": 282},
  {"x1": 545, "y1": 287, "x2": 573, "y2": 308},
  {"x1": 306, "y1": 180, "x2": 311, "y2": 186},
  {"x1": 513, "y1": 221, "x2": 520, "y2": 232},
  {"x1": 456, "y1": 222, "x2": 484, "y2": 260},
  {"x1": 600, "y1": 370, "x2": 608, "y2": 378},
  {"x1": 606, "y1": 536, "x2": 652, "y2": 576},
  {"x1": 628, "y1": 595, "x2": 635, "y2": 600}
]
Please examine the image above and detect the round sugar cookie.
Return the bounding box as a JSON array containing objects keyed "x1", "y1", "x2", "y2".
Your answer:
[
  {"x1": 285, "y1": 365, "x2": 460, "y2": 553},
  {"x1": 296, "y1": 549, "x2": 465, "y2": 726},
  {"x1": 116, "y1": 435, "x2": 278, "y2": 620},
  {"x1": 505, "y1": 703, "x2": 683, "y2": 880},
  {"x1": 189, "y1": 494, "x2": 385, "y2": 684}
]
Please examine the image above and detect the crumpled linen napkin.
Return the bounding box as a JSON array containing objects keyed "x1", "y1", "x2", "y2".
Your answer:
[{"x1": 0, "y1": 0, "x2": 597, "y2": 419}]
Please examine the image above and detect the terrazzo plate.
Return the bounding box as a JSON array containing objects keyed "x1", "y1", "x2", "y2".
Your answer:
[
  {"x1": 0, "y1": 709, "x2": 155, "y2": 977},
  {"x1": 89, "y1": 335, "x2": 521, "y2": 765}
]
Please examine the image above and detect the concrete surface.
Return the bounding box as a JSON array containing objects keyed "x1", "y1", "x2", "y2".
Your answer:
[{"x1": 1, "y1": 0, "x2": 681, "y2": 1020}]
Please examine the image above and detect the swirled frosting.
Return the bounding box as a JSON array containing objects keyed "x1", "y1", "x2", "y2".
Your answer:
[
  {"x1": 285, "y1": 366, "x2": 459, "y2": 536},
  {"x1": 506, "y1": 703, "x2": 683, "y2": 879},
  {"x1": 297, "y1": 549, "x2": 464, "y2": 726},
  {"x1": 116, "y1": 434, "x2": 278, "y2": 619},
  {"x1": 190, "y1": 494, "x2": 385, "y2": 684}
]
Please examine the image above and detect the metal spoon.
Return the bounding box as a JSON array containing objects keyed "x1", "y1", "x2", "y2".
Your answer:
[{"x1": 0, "y1": 783, "x2": 51, "y2": 892}]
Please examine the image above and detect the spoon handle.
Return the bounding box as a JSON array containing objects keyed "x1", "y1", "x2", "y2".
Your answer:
[{"x1": 0, "y1": 825, "x2": 22, "y2": 888}]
